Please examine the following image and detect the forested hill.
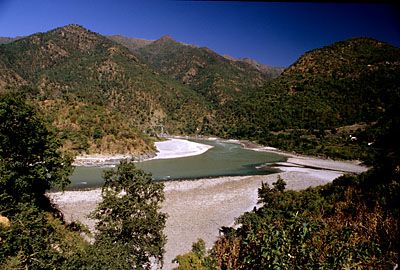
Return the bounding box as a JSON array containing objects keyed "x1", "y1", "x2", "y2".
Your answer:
[
  {"x1": 280, "y1": 37, "x2": 400, "y2": 126},
  {"x1": 0, "y1": 24, "x2": 216, "y2": 155},
  {"x1": 0, "y1": 25, "x2": 399, "y2": 161},
  {"x1": 109, "y1": 34, "x2": 282, "y2": 105},
  {"x1": 235, "y1": 37, "x2": 400, "y2": 129},
  {"x1": 219, "y1": 37, "x2": 400, "y2": 160}
]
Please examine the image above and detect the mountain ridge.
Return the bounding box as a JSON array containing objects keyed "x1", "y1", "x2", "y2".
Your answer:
[
  {"x1": 0, "y1": 37, "x2": 21, "y2": 44},
  {"x1": 130, "y1": 35, "x2": 277, "y2": 105}
]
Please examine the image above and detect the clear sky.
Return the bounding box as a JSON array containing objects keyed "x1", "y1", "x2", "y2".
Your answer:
[{"x1": 0, "y1": 0, "x2": 399, "y2": 67}]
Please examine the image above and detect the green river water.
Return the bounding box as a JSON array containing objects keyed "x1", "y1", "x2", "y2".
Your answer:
[{"x1": 69, "y1": 140, "x2": 286, "y2": 190}]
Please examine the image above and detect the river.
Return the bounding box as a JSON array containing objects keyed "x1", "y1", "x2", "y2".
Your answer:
[{"x1": 69, "y1": 140, "x2": 286, "y2": 189}]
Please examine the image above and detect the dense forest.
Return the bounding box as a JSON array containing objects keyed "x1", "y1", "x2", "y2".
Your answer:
[{"x1": 1, "y1": 25, "x2": 400, "y2": 269}]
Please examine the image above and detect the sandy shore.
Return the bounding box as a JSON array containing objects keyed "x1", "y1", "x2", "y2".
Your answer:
[
  {"x1": 49, "y1": 150, "x2": 368, "y2": 270},
  {"x1": 151, "y1": 139, "x2": 213, "y2": 160},
  {"x1": 73, "y1": 138, "x2": 213, "y2": 166}
]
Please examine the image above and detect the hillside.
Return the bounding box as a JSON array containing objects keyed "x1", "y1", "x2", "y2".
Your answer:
[
  {"x1": 0, "y1": 25, "x2": 213, "y2": 155},
  {"x1": 107, "y1": 35, "x2": 153, "y2": 51},
  {"x1": 110, "y1": 34, "x2": 282, "y2": 105},
  {"x1": 219, "y1": 37, "x2": 400, "y2": 159},
  {"x1": 280, "y1": 37, "x2": 400, "y2": 124}
]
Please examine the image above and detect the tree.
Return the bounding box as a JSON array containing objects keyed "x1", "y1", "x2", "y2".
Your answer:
[
  {"x1": 92, "y1": 161, "x2": 167, "y2": 269},
  {"x1": 0, "y1": 95, "x2": 83, "y2": 269},
  {"x1": 0, "y1": 95, "x2": 72, "y2": 212},
  {"x1": 172, "y1": 239, "x2": 212, "y2": 270},
  {"x1": 258, "y1": 176, "x2": 287, "y2": 205},
  {"x1": 272, "y1": 175, "x2": 287, "y2": 193}
]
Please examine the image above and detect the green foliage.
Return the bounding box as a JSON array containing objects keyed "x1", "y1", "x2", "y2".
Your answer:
[
  {"x1": 0, "y1": 95, "x2": 72, "y2": 212},
  {"x1": 173, "y1": 252, "x2": 208, "y2": 270},
  {"x1": 37, "y1": 99, "x2": 155, "y2": 155},
  {"x1": 272, "y1": 175, "x2": 286, "y2": 192},
  {"x1": 258, "y1": 175, "x2": 286, "y2": 206},
  {"x1": 0, "y1": 97, "x2": 168, "y2": 269},
  {"x1": 203, "y1": 115, "x2": 400, "y2": 269},
  {"x1": 191, "y1": 238, "x2": 206, "y2": 259},
  {"x1": 92, "y1": 161, "x2": 167, "y2": 269},
  {"x1": 0, "y1": 203, "x2": 89, "y2": 270},
  {"x1": 173, "y1": 239, "x2": 213, "y2": 270},
  {"x1": 0, "y1": 96, "x2": 87, "y2": 270}
]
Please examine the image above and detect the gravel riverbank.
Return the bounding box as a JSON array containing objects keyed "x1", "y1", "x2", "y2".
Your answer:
[
  {"x1": 49, "y1": 153, "x2": 368, "y2": 269},
  {"x1": 50, "y1": 138, "x2": 369, "y2": 269}
]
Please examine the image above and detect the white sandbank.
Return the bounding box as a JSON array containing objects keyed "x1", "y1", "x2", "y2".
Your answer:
[
  {"x1": 151, "y1": 139, "x2": 213, "y2": 160},
  {"x1": 73, "y1": 138, "x2": 213, "y2": 166},
  {"x1": 284, "y1": 156, "x2": 367, "y2": 173}
]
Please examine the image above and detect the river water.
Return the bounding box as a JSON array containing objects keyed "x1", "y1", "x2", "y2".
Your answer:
[{"x1": 69, "y1": 140, "x2": 286, "y2": 190}]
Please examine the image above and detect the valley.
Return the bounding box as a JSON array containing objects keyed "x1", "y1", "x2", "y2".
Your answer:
[
  {"x1": 1, "y1": 24, "x2": 399, "y2": 163},
  {"x1": 1, "y1": 23, "x2": 399, "y2": 270}
]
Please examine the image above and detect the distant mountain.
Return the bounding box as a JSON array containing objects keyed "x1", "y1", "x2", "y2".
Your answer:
[
  {"x1": 110, "y1": 34, "x2": 282, "y2": 105},
  {"x1": 0, "y1": 37, "x2": 21, "y2": 44},
  {"x1": 222, "y1": 55, "x2": 284, "y2": 77},
  {"x1": 107, "y1": 35, "x2": 153, "y2": 51},
  {"x1": 239, "y1": 57, "x2": 284, "y2": 77}
]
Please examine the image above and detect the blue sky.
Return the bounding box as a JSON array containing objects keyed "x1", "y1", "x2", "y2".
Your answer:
[{"x1": 0, "y1": 0, "x2": 399, "y2": 67}]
